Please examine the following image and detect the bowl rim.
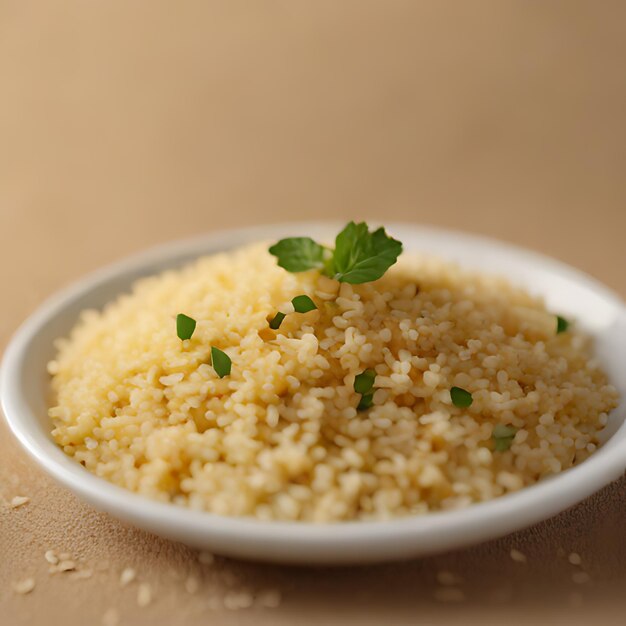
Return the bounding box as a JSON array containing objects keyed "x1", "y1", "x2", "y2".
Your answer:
[{"x1": 2, "y1": 221, "x2": 625, "y2": 563}]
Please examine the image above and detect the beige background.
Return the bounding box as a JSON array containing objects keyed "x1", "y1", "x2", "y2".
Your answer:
[{"x1": 1, "y1": 1, "x2": 625, "y2": 624}]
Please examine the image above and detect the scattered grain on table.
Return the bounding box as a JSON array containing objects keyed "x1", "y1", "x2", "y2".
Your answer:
[
  {"x1": 49, "y1": 556, "x2": 78, "y2": 574},
  {"x1": 120, "y1": 567, "x2": 137, "y2": 586},
  {"x1": 10, "y1": 496, "x2": 30, "y2": 508},
  {"x1": 13, "y1": 578, "x2": 36, "y2": 595},
  {"x1": 57, "y1": 560, "x2": 76, "y2": 572},
  {"x1": 44, "y1": 550, "x2": 59, "y2": 565},
  {"x1": 510, "y1": 548, "x2": 527, "y2": 563}
]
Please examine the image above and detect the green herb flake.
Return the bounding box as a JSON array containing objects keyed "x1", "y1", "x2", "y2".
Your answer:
[
  {"x1": 493, "y1": 424, "x2": 517, "y2": 452},
  {"x1": 269, "y1": 312, "x2": 286, "y2": 330},
  {"x1": 292, "y1": 294, "x2": 317, "y2": 313},
  {"x1": 332, "y1": 222, "x2": 403, "y2": 284},
  {"x1": 354, "y1": 369, "x2": 376, "y2": 395},
  {"x1": 268, "y1": 237, "x2": 328, "y2": 273},
  {"x1": 450, "y1": 386, "x2": 473, "y2": 408},
  {"x1": 556, "y1": 315, "x2": 569, "y2": 334},
  {"x1": 210, "y1": 346, "x2": 232, "y2": 378},
  {"x1": 357, "y1": 392, "x2": 374, "y2": 411},
  {"x1": 176, "y1": 313, "x2": 196, "y2": 341}
]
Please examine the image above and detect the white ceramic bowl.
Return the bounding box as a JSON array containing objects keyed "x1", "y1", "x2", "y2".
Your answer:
[{"x1": 2, "y1": 222, "x2": 625, "y2": 565}]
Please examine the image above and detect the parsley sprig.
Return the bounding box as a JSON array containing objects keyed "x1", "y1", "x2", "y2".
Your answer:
[{"x1": 269, "y1": 221, "x2": 402, "y2": 284}]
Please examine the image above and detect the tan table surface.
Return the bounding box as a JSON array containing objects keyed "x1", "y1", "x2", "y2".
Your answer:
[{"x1": 1, "y1": 1, "x2": 625, "y2": 624}]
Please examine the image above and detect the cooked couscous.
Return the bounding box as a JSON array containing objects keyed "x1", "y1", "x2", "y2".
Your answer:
[{"x1": 48, "y1": 231, "x2": 618, "y2": 522}]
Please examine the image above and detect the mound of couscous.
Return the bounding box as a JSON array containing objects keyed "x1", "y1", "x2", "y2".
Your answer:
[{"x1": 48, "y1": 238, "x2": 618, "y2": 521}]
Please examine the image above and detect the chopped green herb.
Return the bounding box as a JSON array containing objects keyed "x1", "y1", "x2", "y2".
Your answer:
[
  {"x1": 357, "y1": 392, "x2": 374, "y2": 411},
  {"x1": 493, "y1": 424, "x2": 517, "y2": 451},
  {"x1": 556, "y1": 315, "x2": 569, "y2": 334},
  {"x1": 210, "y1": 346, "x2": 232, "y2": 378},
  {"x1": 269, "y1": 312, "x2": 286, "y2": 330},
  {"x1": 292, "y1": 295, "x2": 317, "y2": 313},
  {"x1": 354, "y1": 369, "x2": 376, "y2": 395},
  {"x1": 176, "y1": 313, "x2": 196, "y2": 340},
  {"x1": 268, "y1": 237, "x2": 328, "y2": 273},
  {"x1": 450, "y1": 386, "x2": 473, "y2": 408},
  {"x1": 332, "y1": 222, "x2": 403, "y2": 284},
  {"x1": 269, "y1": 221, "x2": 403, "y2": 284}
]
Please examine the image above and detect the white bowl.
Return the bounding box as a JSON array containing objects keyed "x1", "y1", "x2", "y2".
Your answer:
[{"x1": 2, "y1": 222, "x2": 625, "y2": 565}]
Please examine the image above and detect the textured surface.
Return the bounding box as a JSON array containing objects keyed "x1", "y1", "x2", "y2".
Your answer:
[{"x1": 0, "y1": 1, "x2": 625, "y2": 624}]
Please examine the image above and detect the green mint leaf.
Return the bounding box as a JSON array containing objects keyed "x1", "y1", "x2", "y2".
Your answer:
[
  {"x1": 176, "y1": 313, "x2": 196, "y2": 340},
  {"x1": 357, "y1": 392, "x2": 374, "y2": 411},
  {"x1": 450, "y1": 386, "x2": 473, "y2": 408},
  {"x1": 291, "y1": 295, "x2": 317, "y2": 313},
  {"x1": 354, "y1": 369, "x2": 376, "y2": 395},
  {"x1": 332, "y1": 222, "x2": 403, "y2": 284},
  {"x1": 493, "y1": 424, "x2": 517, "y2": 452},
  {"x1": 268, "y1": 237, "x2": 327, "y2": 273},
  {"x1": 556, "y1": 315, "x2": 569, "y2": 334},
  {"x1": 211, "y1": 346, "x2": 232, "y2": 378},
  {"x1": 269, "y1": 312, "x2": 286, "y2": 330},
  {"x1": 269, "y1": 222, "x2": 404, "y2": 283}
]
